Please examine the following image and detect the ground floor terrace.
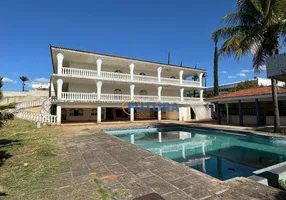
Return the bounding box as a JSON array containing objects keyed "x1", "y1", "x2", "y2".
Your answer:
[
  {"x1": 208, "y1": 86, "x2": 286, "y2": 127},
  {"x1": 51, "y1": 102, "x2": 210, "y2": 124}
]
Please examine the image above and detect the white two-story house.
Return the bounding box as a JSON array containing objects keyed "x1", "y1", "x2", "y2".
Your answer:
[{"x1": 49, "y1": 45, "x2": 210, "y2": 124}]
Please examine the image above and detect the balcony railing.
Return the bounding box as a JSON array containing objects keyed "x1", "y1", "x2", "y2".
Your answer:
[
  {"x1": 59, "y1": 92, "x2": 202, "y2": 104},
  {"x1": 61, "y1": 67, "x2": 201, "y2": 88}
]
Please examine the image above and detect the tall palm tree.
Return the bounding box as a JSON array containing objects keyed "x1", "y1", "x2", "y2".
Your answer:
[
  {"x1": 0, "y1": 77, "x2": 3, "y2": 100},
  {"x1": 213, "y1": 0, "x2": 286, "y2": 133},
  {"x1": 19, "y1": 76, "x2": 29, "y2": 92},
  {"x1": 168, "y1": 52, "x2": 171, "y2": 64},
  {"x1": 213, "y1": 37, "x2": 219, "y2": 96}
]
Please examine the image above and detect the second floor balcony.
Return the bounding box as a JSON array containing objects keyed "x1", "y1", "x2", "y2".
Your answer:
[
  {"x1": 58, "y1": 67, "x2": 201, "y2": 88},
  {"x1": 56, "y1": 92, "x2": 203, "y2": 104}
]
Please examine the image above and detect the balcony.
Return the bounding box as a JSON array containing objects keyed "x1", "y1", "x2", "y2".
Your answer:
[
  {"x1": 61, "y1": 67, "x2": 201, "y2": 88},
  {"x1": 59, "y1": 92, "x2": 202, "y2": 104}
]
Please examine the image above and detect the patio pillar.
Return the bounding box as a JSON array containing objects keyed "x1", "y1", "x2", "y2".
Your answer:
[
  {"x1": 216, "y1": 102, "x2": 221, "y2": 124},
  {"x1": 96, "y1": 59, "x2": 102, "y2": 77},
  {"x1": 97, "y1": 106, "x2": 101, "y2": 123},
  {"x1": 158, "y1": 109, "x2": 161, "y2": 121},
  {"x1": 56, "y1": 79, "x2": 63, "y2": 100},
  {"x1": 130, "y1": 107, "x2": 134, "y2": 122},
  {"x1": 255, "y1": 99, "x2": 261, "y2": 126},
  {"x1": 180, "y1": 88, "x2": 184, "y2": 102},
  {"x1": 158, "y1": 86, "x2": 162, "y2": 100},
  {"x1": 56, "y1": 105, "x2": 61, "y2": 125},
  {"x1": 157, "y1": 67, "x2": 162, "y2": 82},
  {"x1": 199, "y1": 73, "x2": 204, "y2": 87},
  {"x1": 226, "y1": 103, "x2": 229, "y2": 123},
  {"x1": 56, "y1": 53, "x2": 64, "y2": 74},
  {"x1": 239, "y1": 100, "x2": 243, "y2": 126},
  {"x1": 179, "y1": 70, "x2": 184, "y2": 84},
  {"x1": 130, "y1": 84, "x2": 135, "y2": 100},
  {"x1": 96, "y1": 81, "x2": 102, "y2": 100},
  {"x1": 199, "y1": 89, "x2": 204, "y2": 101},
  {"x1": 129, "y1": 63, "x2": 134, "y2": 81}
]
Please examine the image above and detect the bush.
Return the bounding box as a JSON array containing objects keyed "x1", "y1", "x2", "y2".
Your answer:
[
  {"x1": 279, "y1": 179, "x2": 286, "y2": 191},
  {"x1": 0, "y1": 103, "x2": 16, "y2": 111}
]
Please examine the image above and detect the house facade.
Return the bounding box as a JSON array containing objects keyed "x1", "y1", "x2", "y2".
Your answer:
[{"x1": 49, "y1": 46, "x2": 210, "y2": 124}]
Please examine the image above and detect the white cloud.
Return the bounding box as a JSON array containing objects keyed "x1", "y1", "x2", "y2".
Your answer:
[
  {"x1": 228, "y1": 76, "x2": 236, "y2": 79},
  {"x1": 241, "y1": 69, "x2": 251, "y2": 73},
  {"x1": 220, "y1": 71, "x2": 228, "y2": 74},
  {"x1": 2, "y1": 77, "x2": 16, "y2": 84},
  {"x1": 34, "y1": 77, "x2": 50, "y2": 84},
  {"x1": 236, "y1": 73, "x2": 247, "y2": 77}
]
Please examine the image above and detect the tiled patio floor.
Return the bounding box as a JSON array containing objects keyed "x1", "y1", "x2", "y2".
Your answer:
[{"x1": 53, "y1": 122, "x2": 286, "y2": 200}]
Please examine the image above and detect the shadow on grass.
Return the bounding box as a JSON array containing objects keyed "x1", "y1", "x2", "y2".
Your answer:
[{"x1": 0, "y1": 139, "x2": 21, "y2": 167}]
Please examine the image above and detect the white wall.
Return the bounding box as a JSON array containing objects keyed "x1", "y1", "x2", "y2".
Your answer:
[
  {"x1": 229, "y1": 115, "x2": 257, "y2": 125},
  {"x1": 63, "y1": 108, "x2": 106, "y2": 122}
]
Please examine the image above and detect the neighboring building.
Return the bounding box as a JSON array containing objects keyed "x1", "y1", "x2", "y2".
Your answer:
[
  {"x1": 207, "y1": 87, "x2": 286, "y2": 126},
  {"x1": 49, "y1": 45, "x2": 210, "y2": 124},
  {"x1": 206, "y1": 77, "x2": 285, "y2": 93}
]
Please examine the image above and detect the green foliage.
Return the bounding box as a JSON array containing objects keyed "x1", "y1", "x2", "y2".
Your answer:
[
  {"x1": 0, "y1": 102, "x2": 16, "y2": 111},
  {"x1": 229, "y1": 80, "x2": 258, "y2": 92},
  {"x1": 19, "y1": 76, "x2": 29, "y2": 92},
  {"x1": 205, "y1": 92, "x2": 214, "y2": 98},
  {"x1": 94, "y1": 178, "x2": 126, "y2": 200},
  {"x1": 279, "y1": 179, "x2": 286, "y2": 191},
  {"x1": 213, "y1": 40, "x2": 219, "y2": 96}
]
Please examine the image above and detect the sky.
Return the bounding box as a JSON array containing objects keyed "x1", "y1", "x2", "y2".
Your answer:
[{"x1": 0, "y1": 0, "x2": 279, "y2": 91}]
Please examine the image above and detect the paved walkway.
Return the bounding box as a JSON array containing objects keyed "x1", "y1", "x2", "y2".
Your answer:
[{"x1": 53, "y1": 123, "x2": 286, "y2": 200}]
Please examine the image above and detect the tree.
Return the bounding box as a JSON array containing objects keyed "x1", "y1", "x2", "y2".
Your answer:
[
  {"x1": 168, "y1": 52, "x2": 170, "y2": 64},
  {"x1": 213, "y1": 0, "x2": 286, "y2": 133},
  {"x1": 213, "y1": 36, "x2": 219, "y2": 96},
  {"x1": 180, "y1": 60, "x2": 183, "y2": 66},
  {"x1": 230, "y1": 80, "x2": 258, "y2": 92},
  {"x1": 19, "y1": 76, "x2": 29, "y2": 92},
  {"x1": 0, "y1": 77, "x2": 3, "y2": 100}
]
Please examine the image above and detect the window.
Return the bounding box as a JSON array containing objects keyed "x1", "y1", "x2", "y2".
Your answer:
[
  {"x1": 170, "y1": 76, "x2": 176, "y2": 79},
  {"x1": 69, "y1": 109, "x2": 84, "y2": 116},
  {"x1": 91, "y1": 109, "x2": 97, "y2": 116},
  {"x1": 114, "y1": 89, "x2": 122, "y2": 94},
  {"x1": 115, "y1": 70, "x2": 123, "y2": 73},
  {"x1": 139, "y1": 72, "x2": 146, "y2": 76},
  {"x1": 139, "y1": 90, "x2": 148, "y2": 95}
]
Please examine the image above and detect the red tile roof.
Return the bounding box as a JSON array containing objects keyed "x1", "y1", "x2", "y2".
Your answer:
[{"x1": 208, "y1": 86, "x2": 286, "y2": 100}]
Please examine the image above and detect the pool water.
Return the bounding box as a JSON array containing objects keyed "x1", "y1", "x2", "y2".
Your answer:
[{"x1": 107, "y1": 127, "x2": 286, "y2": 180}]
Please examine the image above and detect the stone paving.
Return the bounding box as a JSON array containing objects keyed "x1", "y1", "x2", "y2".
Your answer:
[{"x1": 52, "y1": 124, "x2": 286, "y2": 200}]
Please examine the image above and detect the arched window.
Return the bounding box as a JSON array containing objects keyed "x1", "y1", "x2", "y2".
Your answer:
[
  {"x1": 91, "y1": 109, "x2": 97, "y2": 116},
  {"x1": 139, "y1": 72, "x2": 146, "y2": 76},
  {"x1": 115, "y1": 70, "x2": 123, "y2": 73},
  {"x1": 170, "y1": 76, "x2": 176, "y2": 79},
  {"x1": 140, "y1": 90, "x2": 148, "y2": 95},
  {"x1": 114, "y1": 89, "x2": 122, "y2": 94},
  {"x1": 69, "y1": 109, "x2": 75, "y2": 116}
]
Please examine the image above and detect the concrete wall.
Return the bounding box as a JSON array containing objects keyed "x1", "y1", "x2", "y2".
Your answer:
[
  {"x1": 266, "y1": 116, "x2": 286, "y2": 126},
  {"x1": 0, "y1": 91, "x2": 49, "y2": 105}
]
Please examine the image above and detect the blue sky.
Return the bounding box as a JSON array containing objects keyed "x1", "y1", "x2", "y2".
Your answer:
[{"x1": 0, "y1": 0, "x2": 277, "y2": 91}]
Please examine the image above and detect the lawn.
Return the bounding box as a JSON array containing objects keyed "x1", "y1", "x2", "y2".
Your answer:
[{"x1": 0, "y1": 119, "x2": 69, "y2": 199}]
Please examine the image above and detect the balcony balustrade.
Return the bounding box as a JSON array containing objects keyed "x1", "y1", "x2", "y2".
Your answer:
[
  {"x1": 61, "y1": 67, "x2": 201, "y2": 88},
  {"x1": 59, "y1": 92, "x2": 202, "y2": 104}
]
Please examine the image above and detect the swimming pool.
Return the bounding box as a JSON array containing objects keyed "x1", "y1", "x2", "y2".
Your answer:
[{"x1": 106, "y1": 127, "x2": 286, "y2": 181}]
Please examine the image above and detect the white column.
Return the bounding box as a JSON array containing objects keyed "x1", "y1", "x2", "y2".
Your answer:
[
  {"x1": 56, "y1": 105, "x2": 61, "y2": 125},
  {"x1": 179, "y1": 107, "x2": 183, "y2": 121},
  {"x1": 158, "y1": 109, "x2": 161, "y2": 121},
  {"x1": 179, "y1": 70, "x2": 184, "y2": 84},
  {"x1": 226, "y1": 103, "x2": 229, "y2": 123},
  {"x1": 130, "y1": 107, "x2": 134, "y2": 122},
  {"x1": 56, "y1": 53, "x2": 64, "y2": 74},
  {"x1": 97, "y1": 106, "x2": 101, "y2": 123},
  {"x1": 96, "y1": 59, "x2": 102, "y2": 77},
  {"x1": 158, "y1": 132, "x2": 162, "y2": 143},
  {"x1": 96, "y1": 81, "x2": 102, "y2": 100},
  {"x1": 180, "y1": 88, "x2": 184, "y2": 102},
  {"x1": 158, "y1": 86, "x2": 162, "y2": 100},
  {"x1": 130, "y1": 84, "x2": 135, "y2": 100},
  {"x1": 199, "y1": 89, "x2": 204, "y2": 101},
  {"x1": 157, "y1": 67, "x2": 162, "y2": 82},
  {"x1": 199, "y1": 73, "x2": 204, "y2": 87},
  {"x1": 129, "y1": 63, "x2": 134, "y2": 81},
  {"x1": 131, "y1": 134, "x2": 135, "y2": 144},
  {"x1": 56, "y1": 79, "x2": 63, "y2": 100}
]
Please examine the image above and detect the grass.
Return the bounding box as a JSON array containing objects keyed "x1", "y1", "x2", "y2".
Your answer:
[{"x1": 0, "y1": 119, "x2": 68, "y2": 198}]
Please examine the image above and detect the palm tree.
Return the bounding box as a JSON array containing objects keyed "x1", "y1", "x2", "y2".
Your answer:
[
  {"x1": 213, "y1": 36, "x2": 219, "y2": 96},
  {"x1": 180, "y1": 60, "x2": 183, "y2": 66},
  {"x1": 213, "y1": 0, "x2": 286, "y2": 133},
  {"x1": 0, "y1": 77, "x2": 3, "y2": 100},
  {"x1": 168, "y1": 52, "x2": 171, "y2": 64},
  {"x1": 19, "y1": 76, "x2": 29, "y2": 92}
]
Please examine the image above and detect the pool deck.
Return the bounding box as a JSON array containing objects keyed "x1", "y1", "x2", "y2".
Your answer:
[{"x1": 56, "y1": 121, "x2": 286, "y2": 199}]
